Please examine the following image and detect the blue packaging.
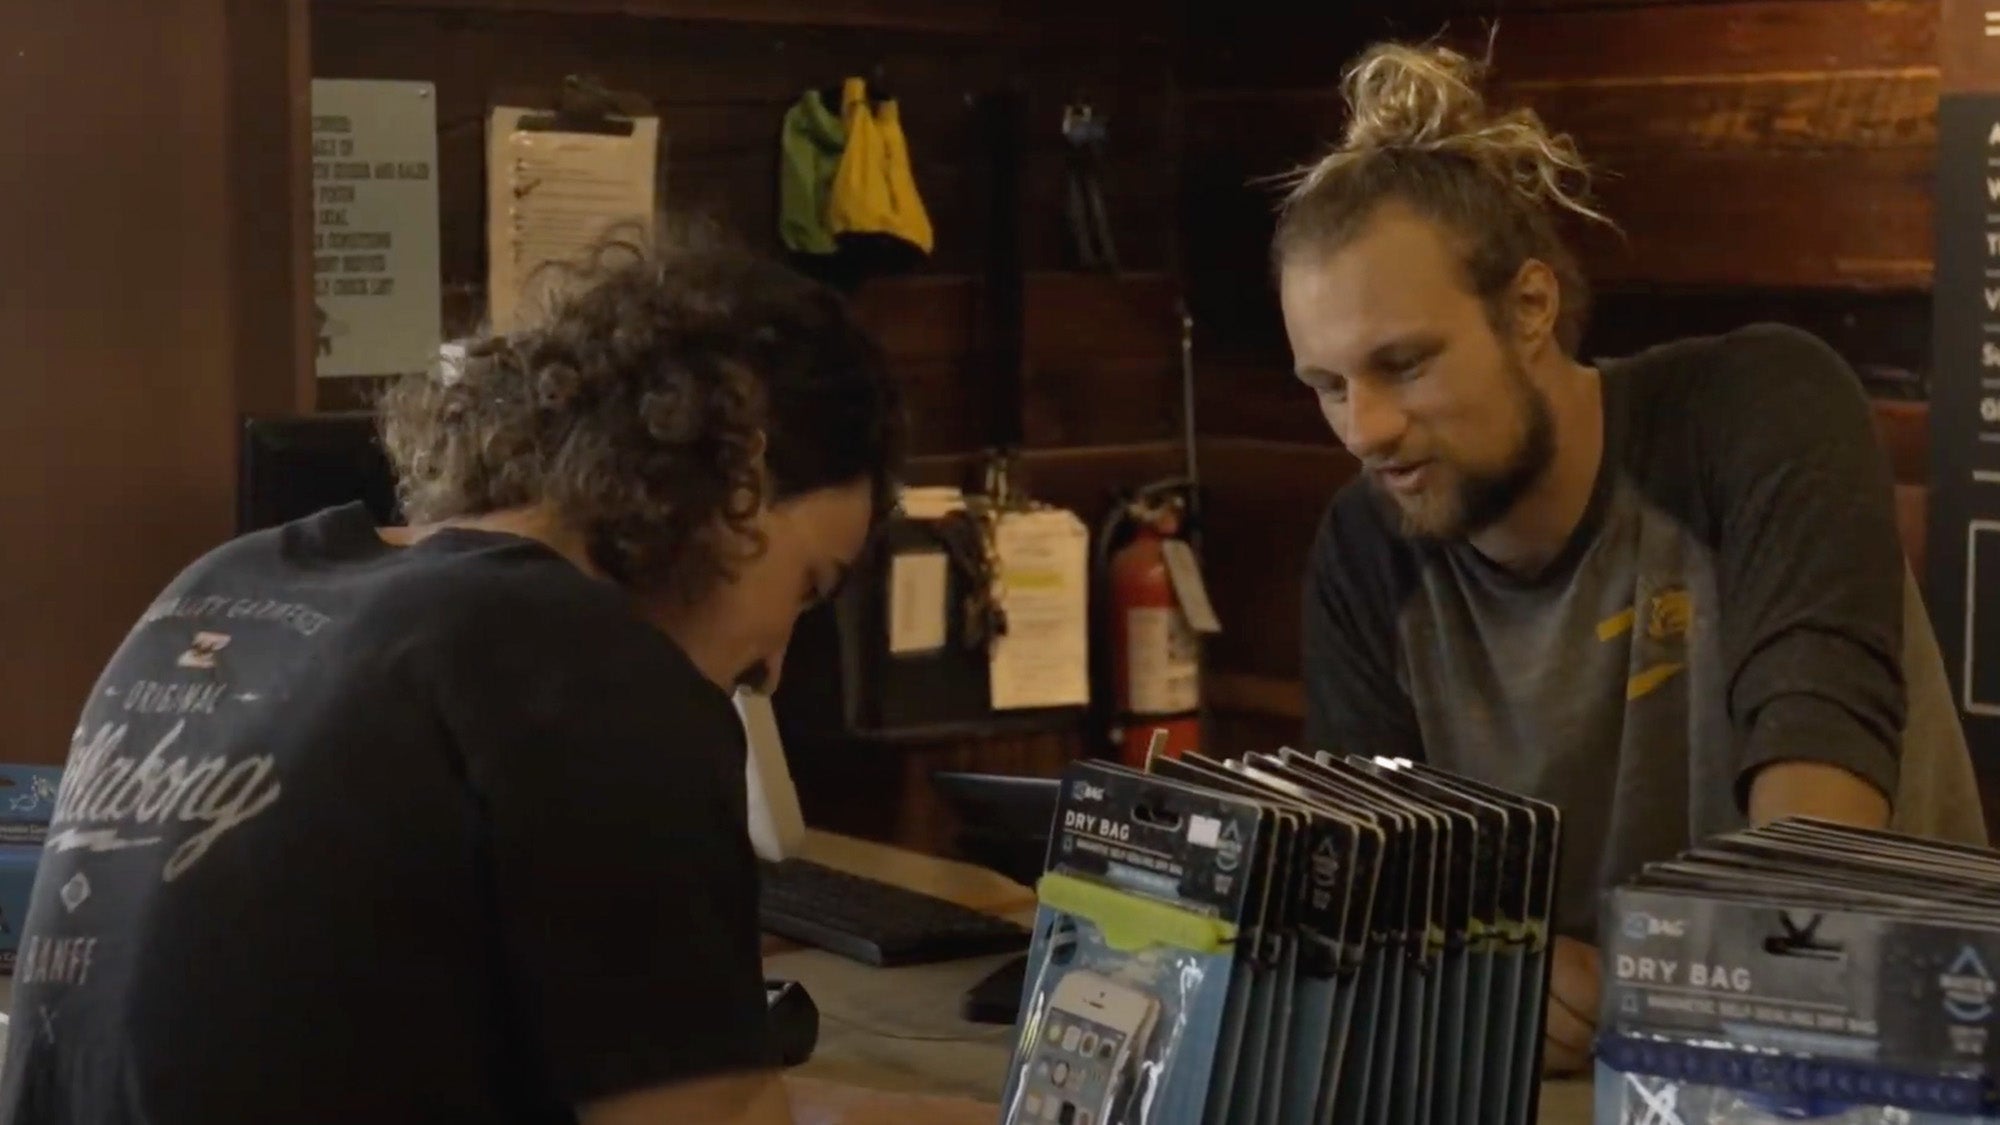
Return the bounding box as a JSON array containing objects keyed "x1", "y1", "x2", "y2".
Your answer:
[
  {"x1": 999, "y1": 761, "x2": 1267, "y2": 1125},
  {"x1": 0, "y1": 765, "x2": 62, "y2": 972},
  {"x1": 1596, "y1": 818, "x2": 2000, "y2": 1124}
]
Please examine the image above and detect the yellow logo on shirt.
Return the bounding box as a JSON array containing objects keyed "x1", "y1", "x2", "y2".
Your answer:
[
  {"x1": 1646, "y1": 588, "x2": 1692, "y2": 641},
  {"x1": 1597, "y1": 585, "x2": 1691, "y2": 700}
]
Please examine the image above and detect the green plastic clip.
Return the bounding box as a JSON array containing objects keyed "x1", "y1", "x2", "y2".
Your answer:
[{"x1": 1037, "y1": 871, "x2": 1238, "y2": 955}]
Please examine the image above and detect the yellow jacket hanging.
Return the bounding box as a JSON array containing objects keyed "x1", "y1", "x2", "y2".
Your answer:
[{"x1": 825, "y1": 77, "x2": 934, "y2": 255}]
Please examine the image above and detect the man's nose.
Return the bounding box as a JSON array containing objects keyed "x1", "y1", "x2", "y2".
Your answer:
[{"x1": 1331, "y1": 381, "x2": 1408, "y2": 460}]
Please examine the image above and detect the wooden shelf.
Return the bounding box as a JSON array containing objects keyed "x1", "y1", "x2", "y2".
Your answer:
[
  {"x1": 1208, "y1": 673, "x2": 1306, "y2": 721},
  {"x1": 318, "y1": 0, "x2": 1020, "y2": 37},
  {"x1": 314, "y1": 0, "x2": 1177, "y2": 43}
]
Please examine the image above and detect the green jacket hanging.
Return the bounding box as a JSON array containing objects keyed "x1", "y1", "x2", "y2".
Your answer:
[{"x1": 777, "y1": 87, "x2": 845, "y2": 256}]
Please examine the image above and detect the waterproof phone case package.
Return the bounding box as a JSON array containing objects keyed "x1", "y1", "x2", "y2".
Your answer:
[
  {"x1": 1010, "y1": 746, "x2": 1559, "y2": 1124},
  {"x1": 1380, "y1": 758, "x2": 1563, "y2": 1125},
  {"x1": 1596, "y1": 817, "x2": 2000, "y2": 1125},
  {"x1": 1281, "y1": 751, "x2": 1440, "y2": 1125},
  {"x1": 1000, "y1": 760, "x2": 1265, "y2": 1125},
  {"x1": 1201, "y1": 751, "x2": 1386, "y2": 1125},
  {"x1": 1355, "y1": 756, "x2": 1509, "y2": 1125},
  {"x1": 1151, "y1": 750, "x2": 1384, "y2": 1125},
  {"x1": 1123, "y1": 755, "x2": 1276, "y2": 1125},
  {"x1": 1149, "y1": 752, "x2": 1299, "y2": 1125},
  {"x1": 1284, "y1": 749, "x2": 1561, "y2": 1125}
]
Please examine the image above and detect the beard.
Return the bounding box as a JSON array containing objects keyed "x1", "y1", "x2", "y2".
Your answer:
[{"x1": 1375, "y1": 350, "x2": 1557, "y2": 542}]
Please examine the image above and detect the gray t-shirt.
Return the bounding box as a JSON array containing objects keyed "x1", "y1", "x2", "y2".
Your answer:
[{"x1": 1300, "y1": 322, "x2": 1988, "y2": 945}]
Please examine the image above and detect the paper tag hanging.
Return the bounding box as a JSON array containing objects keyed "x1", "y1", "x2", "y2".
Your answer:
[{"x1": 1159, "y1": 539, "x2": 1222, "y2": 634}]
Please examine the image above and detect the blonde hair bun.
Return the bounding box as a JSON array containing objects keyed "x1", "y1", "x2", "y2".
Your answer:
[
  {"x1": 1340, "y1": 42, "x2": 1493, "y2": 153},
  {"x1": 1290, "y1": 40, "x2": 1611, "y2": 228}
]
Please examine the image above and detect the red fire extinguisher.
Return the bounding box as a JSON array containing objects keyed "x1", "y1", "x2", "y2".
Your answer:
[{"x1": 1107, "y1": 496, "x2": 1203, "y2": 767}]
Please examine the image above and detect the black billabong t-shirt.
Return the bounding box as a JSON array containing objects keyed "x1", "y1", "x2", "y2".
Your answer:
[{"x1": 0, "y1": 503, "x2": 775, "y2": 1123}]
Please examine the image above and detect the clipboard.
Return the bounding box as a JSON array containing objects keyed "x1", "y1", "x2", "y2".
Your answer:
[{"x1": 486, "y1": 77, "x2": 663, "y2": 333}]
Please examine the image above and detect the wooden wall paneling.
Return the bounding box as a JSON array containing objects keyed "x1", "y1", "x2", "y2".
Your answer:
[
  {"x1": 901, "y1": 442, "x2": 1188, "y2": 531},
  {"x1": 849, "y1": 276, "x2": 987, "y2": 455},
  {"x1": 1468, "y1": 0, "x2": 1936, "y2": 77},
  {"x1": 1010, "y1": 442, "x2": 1188, "y2": 529},
  {"x1": 1180, "y1": 0, "x2": 1947, "y2": 394},
  {"x1": 310, "y1": 6, "x2": 1182, "y2": 282},
  {"x1": 1193, "y1": 438, "x2": 1357, "y2": 681},
  {"x1": 319, "y1": 0, "x2": 1015, "y2": 34},
  {"x1": 973, "y1": 84, "x2": 1030, "y2": 452},
  {"x1": 1012, "y1": 46, "x2": 1181, "y2": 274},
  {"x1": 1184, "y1": 81, "x2": 1938, "y2": 293},
  {"x1": 319, "y1": 0, "x2": 1176, "y2": 40},
  {"x1": 312, "y1": 3, "x2": 1184, "y2": 437},
  {"x1": 1178, "y1": 90, "x2": 1322, "y2": 362},
  {"x1": 1178, "y1": 5, "x2": 1375, "y2": 91},
  {"x1": 1404, "y1": 0, "x2": 1922, "y2": 14},
  {"x1": 1463, "y1": 0, "x2": 1941, "y2": 289},
  {"x1": 1206, "y1": 705, "x2": 1304, "y2": 759},
  {"x1": 1873, "y1": 400, "x2": 1932, "y2": 576},
  {"x1": 312, "y1": 7, "x2": 1003, "y2": 281},
  {"x1": 1021, "y1": 272, "x2": 1184, "y2": 446},
  {"x1": 231, "y1": 0, "x2": 319, "y2": 416},
  {"x1": 1943, "y1": 0, "x2": 2000, "y2": 89},
  {"x1": 1197, "y1": 355, "x2": 1323, "y2": 444},
  {"x1": 1541, "y1": 97, "x2": 1936, "y2": 290},
  {"x1": 1874, "y1": 401, "x2": 1932, "y2": 487},
  {"x1": 4, "y1": 0, "x2": 311, "y2": 766}
]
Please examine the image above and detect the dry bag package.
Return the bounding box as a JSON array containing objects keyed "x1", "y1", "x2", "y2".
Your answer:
[
  {"x1": 1597, "y1": 817, "x2": 2000, "y2": 1125},
  {"x1": 1004, "y1": 748, "x2": 1558, "y2": 1125},
  {"x1": 1000, "y1": 760, "x2": 1264, "y2": 1125}
]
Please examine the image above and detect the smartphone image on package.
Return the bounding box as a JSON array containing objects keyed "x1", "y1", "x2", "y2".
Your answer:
[{"x1": 1008, "y1": 969, "x2": 1161, "y2": 1125}]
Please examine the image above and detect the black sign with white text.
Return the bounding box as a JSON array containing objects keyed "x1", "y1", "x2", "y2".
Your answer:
[{"x1": 1928, "y1": 91, "x2": 2000, "y2": 770}]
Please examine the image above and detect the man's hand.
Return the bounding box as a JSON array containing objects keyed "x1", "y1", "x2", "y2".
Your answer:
[{"x1": 1544, "y1": 935, "x2": 1600, "y2": 1076}]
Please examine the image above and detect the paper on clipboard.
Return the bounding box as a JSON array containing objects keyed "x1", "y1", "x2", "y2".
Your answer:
[
  {"x1": 486, "y1": 106, "x2": 660, "y2": 334},
  {"x1": 987, "y1": 508, "x2": 1090, "y2": 710}
]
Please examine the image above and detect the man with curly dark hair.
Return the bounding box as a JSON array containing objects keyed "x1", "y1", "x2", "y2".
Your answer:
[{"x1": 0, "y1": 234, "x2": 905, "y2": 1125}]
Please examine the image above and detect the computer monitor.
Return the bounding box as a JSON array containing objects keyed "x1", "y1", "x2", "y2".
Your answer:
[
  {"x1": 237, "y1": 412, "x2": 398, "y2": 534},
  {"x1": 929, "y1": 771, "x2": 1060, "y2": 1025},
  {"x1": 929, "y1": 771, "x2": 1060, "y2": 888}
]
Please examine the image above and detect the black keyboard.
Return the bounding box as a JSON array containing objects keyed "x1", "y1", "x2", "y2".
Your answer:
[{"x1": 758, "y1": 858, "x2": 1032, "y2": 967}]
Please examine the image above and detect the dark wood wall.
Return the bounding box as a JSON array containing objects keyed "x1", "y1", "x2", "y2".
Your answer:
[
  {"x1": 5, "y1": 0, "x2": 313, "y2": 770},
  {"x1": 1181, "y1": 0, "x2": 1946, "y2": 753},
  {"x1": 309, "y1": 0, "x2": 1205, "y2": 851},
  {"x1": 311, "y1": 0, "x2": 1190, "y2": 458}
]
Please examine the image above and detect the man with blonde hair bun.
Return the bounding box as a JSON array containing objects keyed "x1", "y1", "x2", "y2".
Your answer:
[{"x1": 1278, "y1": 40, "x2": 1987, "y2": 1076}]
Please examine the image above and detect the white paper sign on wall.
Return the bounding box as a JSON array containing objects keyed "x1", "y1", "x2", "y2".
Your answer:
[{"x1": 309, "y1": 79, "x2": 443, "y2": 379}]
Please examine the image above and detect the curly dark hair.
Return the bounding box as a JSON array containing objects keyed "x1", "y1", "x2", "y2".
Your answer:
[{"x1": 378, "y1": 228, "x2": 906, "y2": 603}]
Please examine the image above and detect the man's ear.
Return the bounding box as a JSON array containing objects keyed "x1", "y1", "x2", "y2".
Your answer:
[{"x1": 1509, "y1": 258, "x2": 1563, "y2": 357}]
